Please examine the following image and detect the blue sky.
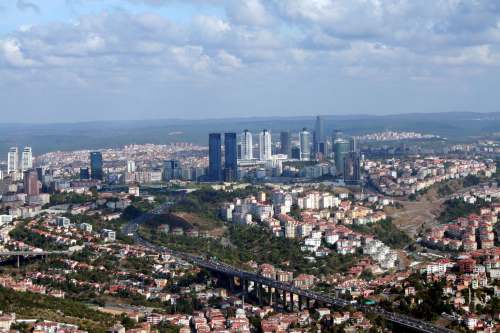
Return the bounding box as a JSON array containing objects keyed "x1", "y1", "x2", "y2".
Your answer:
[{"x1": 1, "y1": 0, "x2": 500, "y2": 123}]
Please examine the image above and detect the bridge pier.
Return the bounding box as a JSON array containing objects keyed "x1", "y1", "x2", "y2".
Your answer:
[
  {"x1": 274, "y1": 289, "x2": 279, "y2": 312},
  {"x1": 17, "y1": 255, "x2": 20, "y2": 268},
  {"x1": 306, "y1": 298, "x2": 310, "y2": 311},
  {"x1": 290, "y1": 293, "x2": 294, "y2": 313},
  {"x1": 282, "y1": 290, "x2": 286, "y2": 312},
  {"x1": 314, "y1": 299, "x2": 318, "y2": 309},
  {"x1": 229, "y1": 276, "x2": 235, "y2": 290},
  {"x1": 268, "y1": 286, "x2": 272, "y2": 305},
  {"x1": 244, "y1": 279, "x2": 249, "y2": 300},
  {"x1": 298, "y1": 296, "x2": 302, "y2": 310},
  {"x1": 259, "y1": 284, "x2": 263, "y2": 306}
]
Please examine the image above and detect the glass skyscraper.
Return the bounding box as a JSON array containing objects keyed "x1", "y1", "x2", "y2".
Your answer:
[
  {"x1": 313, "y1": 115, "x2": 327, "y2": 158},
  {"x1": 209, "y1": 133, "x2": 222, "y2": 181},
  {"x1": 90, "y1": 152, "x2": 103, "y2": 180},
  {"x1": 334, "y1": 140, "x2": 349, "y2": 174},
  {"x1": 224, "y1": 133, "x2": 238, "y2": 182},
  {"x1": 280, "y1": 130, "x2": 292, "y2": 158}
]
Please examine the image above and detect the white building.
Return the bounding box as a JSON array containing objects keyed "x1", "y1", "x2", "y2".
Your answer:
[
  {"x1": 241, "y1": 130, "x2": 253, "y2": 160},
  {"x1": 7, "y1": 147, "x2": 18, "y2": 174},
  {"x1": 21, "y1": 147, "x2": 33, "y2": 173},
  {"x1": 259, "y1": 129, "x2": 272, "y2": 161},
  {"x1": 127, "y1": 161, "x2": 136, "y2": 172},
  {"x1": 101, "y1": 229, "x2": 116, "y2": 241}
]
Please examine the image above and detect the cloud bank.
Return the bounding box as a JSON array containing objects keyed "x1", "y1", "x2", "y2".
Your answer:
[{"x1": 1, "y1": 0, "x2": 500, "y2": 121}]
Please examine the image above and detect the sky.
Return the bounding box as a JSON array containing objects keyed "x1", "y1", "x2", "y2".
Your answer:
[{"x1": 1, "y1": 0, "x2": 500, "y2": 123}]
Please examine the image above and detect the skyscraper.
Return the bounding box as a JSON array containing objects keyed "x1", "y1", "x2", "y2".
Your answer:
[
  {"x1": 24, "y1": 169, "x2": 39, "y2": 196},
  {"x1": 224, "y1": 133, "x2": 238, "y2": 182},
  {"x1": 36, "y1": 167, "x2": 45, "y2": 182},
  {"x1": 21, "y1": 147, "x2": 33, "y2": 173},
  {"x1": 80, "y1": 167, "x2": 90, "y2": 180},
  {"x1": 241, "y1": 129, "x2": 253, "y2": 160},
  {"x1": 163, "y1": 160, "x2": 181, "y2": 180},
  {"x1": 90, "y1": 152, "x2": 103, "y2": 180},
  {"x1": 333, "y1": 130, "x2": 343, "y2": 142},
  {"x1": 280, "y1": 130, "x2": 292, "y2": 158},
  {"x1": 299, "y1": 128, "x2": 311, "y2": 161},
  {"x1": 334, "y1": 140, "x2": 349, "y2": 174},
  {"x1": 349, "y1": 137, "x2": 357, "y2": 153},
  {"x1": 344, "y1": 152, "x2": 361, "y2": 182},
  {"x1": 209, "y1": 133, "x2": 222, "y2": 181},
  {"x1": 259, "y1": 129, "x2": 272, "y2": 161},
  {"x1": 313, "y1": 115, "x2": 327, "y2": 158},
  {"x1": 7, "y1": 147, "x2": 18, "y2": 174}
]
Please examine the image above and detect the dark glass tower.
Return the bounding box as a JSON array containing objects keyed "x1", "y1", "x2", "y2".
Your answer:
[
  {"x1": 163, "y1": 160, "x2": 180, "y2": 180},
  {"x1": 313, "y1": 115, "x2": 327, "y2": 158},
  {"x1": 90, "y1": 152, "x2": 103, "y2": 180},
  {"x1": 280, "y1": 130, "x2": 292, "y2": 158},
  {"x1": 209, "y1": 133, "x2": 222, "y2": 181},
  {"x1": 224, "y1": 133, "x2": 238, "y2": 182},
  {"x1": 80, "y1": 167, "x2": 90, "y2": 180},
  {"x1": 334, "y1": 140, "x2": 349, "y2": 174}
]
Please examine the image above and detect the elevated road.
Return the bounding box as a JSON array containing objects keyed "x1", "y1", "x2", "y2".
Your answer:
[
  {"x1": 123, "y1": 201, "x2": 457, "y2": 333},
  {"x1": 0, "y1": 251, "x2": 72, "y2": 256}
]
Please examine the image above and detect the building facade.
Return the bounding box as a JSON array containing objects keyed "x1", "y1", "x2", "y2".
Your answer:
[
  {"x1": 90, "y1": 152, "x2": 103, "y2": 180},
  {"x1": 224, "y1": 133, "x2": 238, "y2": 182},
  {"x1": 241, "y1": 129, "x2": 253, "y2": 160},
  {"x1": 209, "y1": 133, "x2": 222, "y2": 181}
]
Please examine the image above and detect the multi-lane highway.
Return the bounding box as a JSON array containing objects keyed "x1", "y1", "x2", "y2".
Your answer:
[{"x1": 123, "y1": 201, "x2": 457, "y2": 333}]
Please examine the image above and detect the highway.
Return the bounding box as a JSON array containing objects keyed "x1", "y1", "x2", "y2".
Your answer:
[{"x1": 123, "y1": 201, "x2": 457, "y2": 333}]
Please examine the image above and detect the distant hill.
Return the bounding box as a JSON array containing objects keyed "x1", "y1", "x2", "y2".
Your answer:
[{"x1": 1, "y1": 111, "x2": 499, "y2": 156}]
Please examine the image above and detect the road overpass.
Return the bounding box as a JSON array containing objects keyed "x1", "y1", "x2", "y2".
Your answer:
[
  {"x1": 0, "y1": 250, "x2": 73, "y2": 267},
  {"x1": 123, "y1": 201, "x2": 457, "y2": 333}
]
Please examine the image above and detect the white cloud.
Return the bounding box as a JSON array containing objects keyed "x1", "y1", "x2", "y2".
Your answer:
[{"x1": 226, "y1": 0, "x2": 277, "y2": 26}]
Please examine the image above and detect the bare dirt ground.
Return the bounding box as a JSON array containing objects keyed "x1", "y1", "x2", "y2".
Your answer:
[
  {"x1": 388, "y1": 200, "x2": 447, "y2": 237},
  {"x1": 397, "y1": 251, "x2": 412, "y2": 268},
  {"x1": 97, "y1": 308, "x2": 127, "y2": 315},
  {"x1": 434, "y1": 317, "x2": 452, "y2": 328}
]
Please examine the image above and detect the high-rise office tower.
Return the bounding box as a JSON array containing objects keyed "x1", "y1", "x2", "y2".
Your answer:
[
  {"x1": 21, "y1": 147, "x2": 33, "y2": 173},
  {"x1": 36, "y1": 167, "x2": 45, "y2": 182},
  {"x1": 349, "y1": 137, "x2": 357, "y2": 153},
  {"x1": 259, "y1": 129, "x2": 272, "y2": 161},
  {"x1": 299, "y1": 128, "x2": 311, "y2": 161},
  {"x1": 7, "y1": 147, "x2": 18, "y2": 174},
  {"x1": 333, "y1": 130, "x2": 343, "y2": 142},
  {"x1": 127, "y1": 161, "x2": 136, "y2": 172},
  {"x1": 80, "y1": 167, "x2": 90, "y2": 180},
  {"x1": 344, "y1": 152, "x2": 361, "y2": 182},
  {"x1": 334, "y1": 139, "x2": 349, "y2": 174},
  {"x1": 209, "y1": 133, "x2": 222, "y2": 181},
  {"x1": 90, "y1": 152, "x2": 103, "y2": 180},
  {"x1": 24, "y1": 169, "x2": 39, "y2": 195},
  {"x1": 224, "y1": 133, "x2": 238, "y2": 182},
  {"x1": 280, "y1": 130, "x2": 292, "y2": 158},
  {"x1": 241, "y1": 129, "x2": 253, "y2": 160},
  {"x1": 313, "y1": 115, "x2": 327, "y2": 158},
  {"x1": 163, "y1": 160, "x2": 181, "y2": 180}
]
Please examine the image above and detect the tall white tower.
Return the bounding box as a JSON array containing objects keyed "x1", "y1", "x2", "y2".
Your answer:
[
  {"x1": 259, "y1": 129, "x2": 271, "y2": 161},
  {"x1": 21, "y1": 147, "x2": 33, "y2": 173},
  {"x1": 241, "y1": 129, "x2": 253, "y2": 160},
  {"x1": 127, "y1": 161, "x2": 136, "y2": 172},
  {"x1": 7, "y1": 147, "x2": 19, "y2": 174}
]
